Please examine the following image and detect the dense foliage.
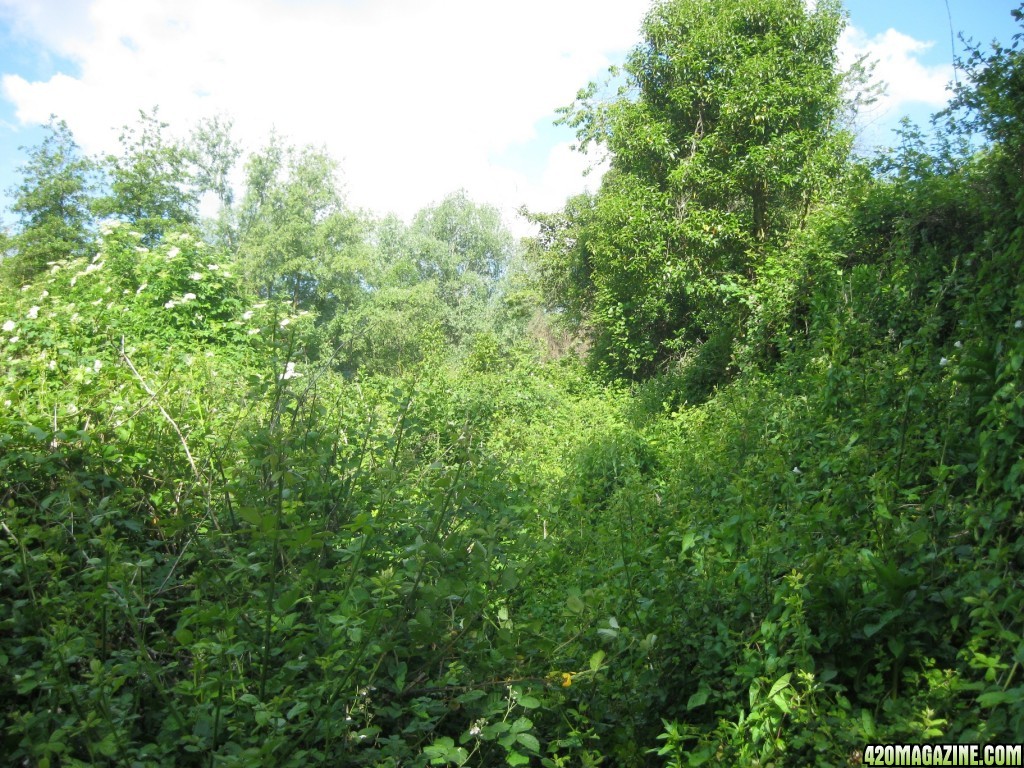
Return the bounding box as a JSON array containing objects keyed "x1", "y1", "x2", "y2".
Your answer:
[{"x1": 1, "y1": 2, "x2": 1023, "y2": 766}]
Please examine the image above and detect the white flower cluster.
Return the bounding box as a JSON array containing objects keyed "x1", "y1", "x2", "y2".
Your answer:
[
  {"x1": 164, "y1": 293, "x2": 198, "y2": 309},
  {"x1": 279, "y1": 361, "x2": 302, "y2": 380}
]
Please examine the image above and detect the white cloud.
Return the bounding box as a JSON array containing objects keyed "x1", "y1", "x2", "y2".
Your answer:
[
  {"x1": 838, "y1": 26, "x2": 954, "y2": 142},
  {"x1": 1, "y1": 0, "x2": 648, "y2": 224}
]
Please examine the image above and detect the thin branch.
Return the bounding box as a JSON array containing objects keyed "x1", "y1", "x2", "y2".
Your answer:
[{"x1": 118, "y1": 336, "x2": 201, "y2": 482}]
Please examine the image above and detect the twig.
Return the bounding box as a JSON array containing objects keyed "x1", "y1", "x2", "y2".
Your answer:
[{"x1": 118, "y1": 336, "x2": 201, "y2": 482}]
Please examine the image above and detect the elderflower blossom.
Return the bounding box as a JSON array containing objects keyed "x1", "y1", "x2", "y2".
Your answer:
[
  {"x1": 2, "y1": 320, "x2": 15, "y2": 332},
  {"x1": 242, "y1": 310, "x2": 254, "y2": 320},
  {"x1": 280, "y1": 317, "x2": 291, "y2": 328},
  {"x1": 20, "y1": 284, "x2": 30, "y2": 291},
  {"x1": 279, "y1": 361, "x2": 302, "y2": 380},
  {"x1": 164, "y1": 300, "x2": 176, "y2": 309},
  {"x1": 207, "y1": 264, "x2": 220, "y2": 270},
  {"x1": 85, "y1": 261, "x2": 103, "y2": 274},
  {"x1": 167, "y1": 246, "x2": 180, "y2": 259},
  {"x1": 27, "y1": 306, "x2": 40, "y2": 319},
  {"x1": 40, "y1": 290, "x2": 48, "y2": 299},
  {"x1": 182, "y1": 293, "x2": 197, "y2": 302},
  {"x1": 1016, "y1": 320, "x2": 1023, "y2": 330},
  {"x1": 248, "y1": 328, "x2": 260, "y2": 335},
  {"x1": 189, "y1": 272, "x2": 202, "y2": 281},
  {"x1": 954, "y1": 340, "x2": 962, "y2": 349},
  {"x1": 939, "y1": 357, "x2": 950, "y2": 367},
  {"x1": 93, "y1": 359, "x2": 102, "y2": 372},
  {"x1": 136, "y1": 283, "x2": 148, "y2": 294}
]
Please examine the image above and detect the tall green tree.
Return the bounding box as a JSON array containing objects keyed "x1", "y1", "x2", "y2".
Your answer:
[
  {"x1": 539, "y1": 0, "x2": 850, "y2": 378},
  {"x1": 95, "y1": 109, "x2": 197, "y2": 245},
  {"x1": 235, "y1": 139, "x2": 367, "y2": 318},
  {"x1": 187, "y1": 115, "x2": 243, "y2": 248},
  {"x1": 408, "y1": 190, "x2": 515, "y2": 344},
  {"x1": 5, "y1": 117, "x2": 95, "y2": 283}
]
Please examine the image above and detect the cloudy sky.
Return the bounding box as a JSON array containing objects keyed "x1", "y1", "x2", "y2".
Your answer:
[{"x1": 0, "y1": 0, "x2": 1018, "y2": 233}]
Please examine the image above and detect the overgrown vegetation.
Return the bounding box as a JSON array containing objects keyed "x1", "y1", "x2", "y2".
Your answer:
[{"x1": 2, "y1": 1, "x2": 1022, "y2": 765}]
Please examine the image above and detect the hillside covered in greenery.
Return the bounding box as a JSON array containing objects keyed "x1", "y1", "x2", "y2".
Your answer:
[{"x1": 1, "y1": 0, "x2": 1022, "y2": 765}]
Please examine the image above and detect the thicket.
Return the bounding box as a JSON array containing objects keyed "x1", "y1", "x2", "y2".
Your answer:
[{"x1": 1, "y1": 1, "x2": 1023, "y2": 766}]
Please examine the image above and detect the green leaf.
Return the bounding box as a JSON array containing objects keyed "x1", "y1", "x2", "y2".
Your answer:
[
  {"x1": 768, "y1": 673, "x2": 792, "y2": 699},
  {"x1": 589, "y1": 649, "x2": 606, "y2": 672},
  {"x1": 687, "y1": 688, "x2": 709, "y2": 710},
  {"x1": 509, "y1": 716, "x2": 533, "y2": 734},
  {"x1": 517, "y1": 733, "x2": 540, "y2": 753},
  {"x1": 506, "y1": 751, "x2": 530, "y2": 766}
]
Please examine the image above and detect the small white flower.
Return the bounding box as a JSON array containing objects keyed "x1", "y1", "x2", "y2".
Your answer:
[
  {"x1": 91, "y1": 298, "x2": 103, "y2": 306},
  {"x1": 189, "y1": 272, "x2": 202, "y2": 281},
  {"x1": 20, "y1": 284, "x2": 30, "y2": 291},
  {"x1": 136, "y1": 283, "x2": 148, "y2": 294},
  {"x1": 939, "y1": 357, "x2": 950, "y2": 367},
  {"x1": 3, "y1": 400, "x2": 10, "y2": 408},
  {"x1": 40, "y1": 290, "x2": 49, "y2": 299},
  {"x1": 167, "y1": 246, "x2": 180, "y2": 259},
  {"x1": 248, "y1": 328, "x2": 260, "y2": 335},
  {"x1": 2, "y1": 320, "x2": 15, "y2": 332},
  {"x1": 135, "y1": 246, "x2": 148, "y2": 254},
  {"x1": 70, "y1": 276, "x2": 77, "y2": 286},
  {"x1": 164, "y1": 300, "x2": 176, "y2": 309},
  {"x1": 93, "y1": 359, "x2": 102, "y2": 372},
  {"x1": 85, "y1": 261, "x2": 103, "y2": 273},
  {"x1": 50, "y1": 264, "x2": 60, "y2": 274},
  {"x1": 27, "y1": 306, "x2": 40, "y2": 319},
  {"x1": 1015, "y1": 320, "x2": 1023, "y2": 330},
  {"x1": 279, "y1": 361, "x2": 302, "y2": 380},
  {"x1": 182, "y1": 292, "x2": 197, "y2": 301},
  {"x1": 70, "y1": 313, "x2": 80, "y2": 323},
  {"x1": 67, "y1": 403, "x2": 78, "y2": 415},
  {"x1": 242, "y1": 310, "x2": 254, "y2": 320},
  {"x1": 280, "y1": 317, "x2": 291, "y2": 328},
  {"x1": 48, "y1": 360, "x2": 56, "y2": 370},
  {"x1": 207, "y1": 264, "x2": 220, "y2": 270},
  {"x1": 954, "y1": 341, "x2": 962, "y2": 349},
  {"x1": 792, "y1": 466, "x2": 802, "y2": 475}
]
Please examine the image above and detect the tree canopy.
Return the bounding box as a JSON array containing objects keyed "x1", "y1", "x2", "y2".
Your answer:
[{"x1": 539, "y1": 0, "x2": 849, "y2": 378}]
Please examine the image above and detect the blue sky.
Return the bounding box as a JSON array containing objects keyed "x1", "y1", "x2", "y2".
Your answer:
[{"x1": 0, "y1": 0, "x2": 1019, "y2": 235}]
